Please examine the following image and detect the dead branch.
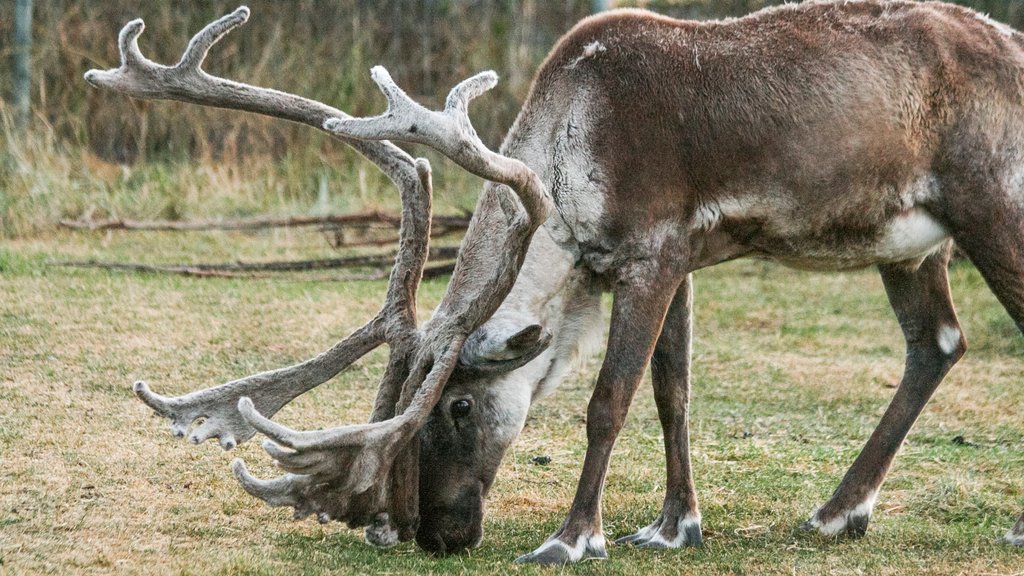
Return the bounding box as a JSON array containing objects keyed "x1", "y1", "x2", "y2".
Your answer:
[
  {"x1": 48, "y1": 258, "x2": 457, "y2": 280},
  {"x1": 48, "y1": 246, "x2": 458, "y2": 276},
  {"x1": 59, "y1": 211, "x2": 470, "y2": 233}
]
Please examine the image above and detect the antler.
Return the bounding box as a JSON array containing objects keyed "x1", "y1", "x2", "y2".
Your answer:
[
  {"x1": 86, "y1": 6, "x2": 431, "y2": 539},
  {"x1": 325, "y1": 67, "x2": 548, "y2": 217},
  {"x1": 327, "y1": 65, "x2": 552, "y2": 323},
  {"x1": 86, "y1": 6, "x2": 550, "y2": 543}
]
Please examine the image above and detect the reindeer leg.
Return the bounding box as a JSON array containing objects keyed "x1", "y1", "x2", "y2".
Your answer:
[
  {"x1": 1008, "y1": 513, "x2": 1024, "y2": 547},
  {"x1": 616, "y1": 274, "x2": 702, "y2": 549},
  {"x1": 515, "y1": 266, "x2": 683, "y2": 564},
  {"x1": 949, "y1": 217, "x2": 1024, "y2": 547},
  {"x1": 804, "y1": 246, "x2": 965, "y2": 536}
]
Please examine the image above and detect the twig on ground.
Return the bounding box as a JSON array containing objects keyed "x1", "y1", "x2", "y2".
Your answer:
[
  {"x1": 59, "y1": 211, "x2": 471, "y2": 233},
  {"x1": 47, "y1": 246, "x2": 459, "y2": 280}
]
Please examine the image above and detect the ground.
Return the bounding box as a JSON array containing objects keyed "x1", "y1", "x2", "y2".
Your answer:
[{"x1": 1, "y1": 230, "x2": 1022, "y2": 575}]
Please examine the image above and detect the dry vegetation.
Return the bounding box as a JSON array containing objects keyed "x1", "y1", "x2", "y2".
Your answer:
[{"x1": 2, "y1": 234, "x2": 1024, "y2": 575}]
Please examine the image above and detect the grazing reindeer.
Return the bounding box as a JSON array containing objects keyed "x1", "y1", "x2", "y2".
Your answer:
[{"x1": 86, "y1": 0, "x2": 1024, "y2": 564}]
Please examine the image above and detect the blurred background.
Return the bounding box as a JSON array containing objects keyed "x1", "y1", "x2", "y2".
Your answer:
[{"x1": 2, "y1": 0, "x2": 1024, "y2": 238}]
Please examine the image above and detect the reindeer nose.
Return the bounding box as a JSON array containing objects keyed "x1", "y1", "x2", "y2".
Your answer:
[{"x1": 415, "y1": 508, "x2": 483, "y2": 555}]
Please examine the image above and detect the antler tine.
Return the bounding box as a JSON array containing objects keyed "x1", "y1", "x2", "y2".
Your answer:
[
  {"x1": 371, "y1": 67, "x2": 426, "y2": 118},
  {"x1": 116, "y1": 19, "x2": 147, "y2": 69},
  {"x1": 178, "y1": 6, "x2": 250, "y2": 71},
  {"x1": 325, "y1": 68, "x2": 552, "y2": 222},
  {"x1": 237, "y1": 397, "x2": 397, "y2": 450},
  {"x1": 132, "y1": 380, "x2": 171, "y2": 416},
  {"x1": 85, "y1": 8, "x2": 418, "y2": 178},
  {"x1": 231, "y1": 459, "x2": 306, "y2": 508},
  {"x1": 324, "y1": 66, "x2": 495, "y2": 162},
  {"x1": 444, "y1": 70, "x2": 499, "y2": 116},
  {"x1": 127, "y1": 323, "x2": 384, "y2": 452}
]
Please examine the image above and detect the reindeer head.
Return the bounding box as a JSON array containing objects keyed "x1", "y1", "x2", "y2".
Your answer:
[
  {"x1": 413, "y1": 227, "x2": 603, "y2": 553},
  {"x1": 413, "y1": 324, "x2": 549, "y2": 553}
]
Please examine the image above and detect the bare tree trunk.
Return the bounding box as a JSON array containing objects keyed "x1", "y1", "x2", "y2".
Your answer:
[{"x1": 13, "y1": 0, "x2": 33, "y2": 130}]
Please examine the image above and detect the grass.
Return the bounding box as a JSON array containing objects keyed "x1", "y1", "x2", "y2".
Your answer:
[{"x1": 1, "y1": 230, "x2": 1022, "y2": 575}]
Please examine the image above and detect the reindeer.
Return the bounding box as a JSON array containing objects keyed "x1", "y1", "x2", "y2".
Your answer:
[{"x1": 86, "y1": 0, "x2": 1024, "y2": 564}]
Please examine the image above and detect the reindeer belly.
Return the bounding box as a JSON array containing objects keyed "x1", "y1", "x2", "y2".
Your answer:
[{"x1": 759, "y1": 208, "x2": 950, "y2": 271}]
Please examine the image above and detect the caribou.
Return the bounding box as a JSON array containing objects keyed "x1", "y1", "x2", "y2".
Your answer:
[{"x1": 86, "y1": 0, "x2": 1024, "y2": 564}]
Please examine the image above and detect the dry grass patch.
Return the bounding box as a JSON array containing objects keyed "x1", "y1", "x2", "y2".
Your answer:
[{"x1": 2, "y1": 237, "x2": 1023, "y2": 575}]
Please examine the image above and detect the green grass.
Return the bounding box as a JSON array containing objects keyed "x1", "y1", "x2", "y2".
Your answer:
[{"x1": 1, "y1": 233, "x2": 1023, "y2": 575}]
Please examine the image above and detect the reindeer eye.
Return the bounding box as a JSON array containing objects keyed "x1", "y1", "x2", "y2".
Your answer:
[{"x1": 450, "y1": 399, "x2": 472, "y2": 418}]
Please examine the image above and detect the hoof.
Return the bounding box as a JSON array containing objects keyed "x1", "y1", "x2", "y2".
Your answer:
[
  {"x1": 365, "y1": 513, "x2": 399, "y2": 548},
  {"x1": 803, "y1": 503, "x2": 873, "y2": 538},
  {"x1": 616, "y1": 513, "x2": 702, "y2": 548},
  {"x1": 1005, "y1": 519, "x2": 1024, "y2": 547},
  {"x1": 514, "y1": 534, "x2": 607, "y2": 565}
]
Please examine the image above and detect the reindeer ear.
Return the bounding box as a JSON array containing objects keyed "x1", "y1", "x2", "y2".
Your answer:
[{"x1": 458, "y1": 324, "x2": 552, "y2": 374}]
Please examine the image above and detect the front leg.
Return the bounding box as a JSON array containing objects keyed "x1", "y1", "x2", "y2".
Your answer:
[
  {"x1": 616, "y1": 274, "x2": 702, "y2": 549},
  {"x1": 516, "y1": 267, "x2": 683, "y2": 564}
]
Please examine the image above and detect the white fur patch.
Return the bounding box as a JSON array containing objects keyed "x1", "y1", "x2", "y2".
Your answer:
[
  {"x1": 364, "y1": 517, "x2": 399, "y2": 548},
  {"x1": 809, "y1": 492, "x2": 877, "y2": 537},
  {"x1": 898, "y1": 173, "x2": 941, "y2": 209},
  {"x1": 465, "y1": 225, "x2": 602, "y2": 404},
  {"x1": 569, "y1": 41, "x2": 607, "y2": 68},
  {"x1": 693, "y1": 203, "x2": 721, "y2": 232},
  {"x1": 692, "y1": 196, "x2": 753, "y2": 232},
  {"x1": 1005, "y1": 527, "x2": 1024, "y2": 546},
  {"x1": 937, "y1": 325, "x2": 962, "y2": 356},
  {"x1": 633, "y1": 513, "x2": 701, "y2": 547},
  {"x1": 531, "y1": 533, "x2": 606, "y2": 562},
  {"x1": 873, "y1": 209, "x2": 949, "y2": 262}
]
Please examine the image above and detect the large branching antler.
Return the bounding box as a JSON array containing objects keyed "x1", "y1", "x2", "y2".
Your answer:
[
  {"x1": 86, "y1": 6, "x2": 428, "y2": 447},
  {"x1": 86, "y1": 6, "x2": 550, "y2": 544},
  {"x1": 86, "y1": 6, "x2": 431, "y2": 540}
]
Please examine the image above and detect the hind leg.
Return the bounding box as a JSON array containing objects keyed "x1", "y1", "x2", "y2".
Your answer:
[
  {"x1": 952, "y1": 219, "x2": 1024, "y2": 546},
  {"x1": 805, "y1": 245, "x2": 966, "y2": 536}
]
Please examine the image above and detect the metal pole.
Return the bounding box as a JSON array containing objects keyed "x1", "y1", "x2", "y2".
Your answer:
[{"x1": 13, "y1": 0, "x2": 34, "y2": 130}]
